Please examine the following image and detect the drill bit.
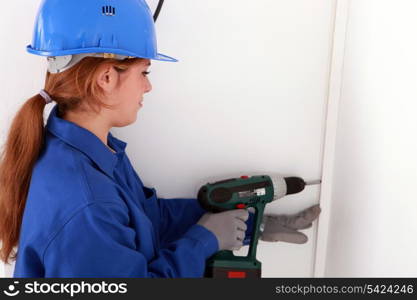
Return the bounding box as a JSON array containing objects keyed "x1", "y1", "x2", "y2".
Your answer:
[{"x1": 305, "y1": 179, "x2": 322, "y2": 186}]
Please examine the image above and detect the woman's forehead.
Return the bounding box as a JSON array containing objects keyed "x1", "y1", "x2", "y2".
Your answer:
[{"x1": 138, "y1": 59, "x2": 151, "y2": 67}]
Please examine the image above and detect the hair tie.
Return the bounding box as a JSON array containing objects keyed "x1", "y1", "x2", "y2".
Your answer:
[{"x1": 39, "y1": 89, "x2": 53, "y2": 104}]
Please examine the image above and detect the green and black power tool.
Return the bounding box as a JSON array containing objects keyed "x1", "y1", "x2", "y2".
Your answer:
[{"x1": 197, "y1": 174, "x2": 320, "y2": 278}]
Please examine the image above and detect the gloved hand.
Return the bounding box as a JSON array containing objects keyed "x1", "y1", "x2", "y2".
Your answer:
[
  {"x1": 260, "y1": 204, "x2": 321, "y2": 244},
  {"x1": 197, "y1": 209, "x2": 249, "y2": 251}
]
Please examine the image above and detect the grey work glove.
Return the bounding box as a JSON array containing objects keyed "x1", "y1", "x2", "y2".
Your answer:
[
  {"x1": 197, "y1": 209, "x2": 249, "y2": 251},
  {"x1": 260, "y1": 204, "x2": 321, "y2": 244}
]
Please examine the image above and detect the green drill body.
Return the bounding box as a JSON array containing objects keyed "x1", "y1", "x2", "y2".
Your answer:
[{"x1": 197, "y1": 175, "x2": 275, "y2": 278}]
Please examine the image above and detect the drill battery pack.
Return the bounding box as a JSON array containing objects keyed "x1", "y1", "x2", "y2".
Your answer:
[
  {"x1": 204, "y1": 251, "x2": 262, "y2": 278},
  {"x1": 205, "y1": 266, "x2": 261, "y2": 278}
]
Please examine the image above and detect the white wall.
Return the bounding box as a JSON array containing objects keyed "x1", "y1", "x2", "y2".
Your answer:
[
  {"x1": 115, "y1": 0, "x2": 335, "y2": 277},
  {"x1": 325, "y1": 0, "x2": 417, "y2": 276},
  {"x1": 1, "y1": 0, "x2": 336, "y2": 277}
]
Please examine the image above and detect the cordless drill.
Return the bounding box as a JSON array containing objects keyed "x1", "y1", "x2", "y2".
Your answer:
[{"x1": 197, "y1": 174, "x2": 320, "y2": 278}]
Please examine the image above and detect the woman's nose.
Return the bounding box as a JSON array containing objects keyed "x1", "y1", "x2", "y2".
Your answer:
[{"x1": 145, "y1": 77, "x2": 152, "y2": 93}]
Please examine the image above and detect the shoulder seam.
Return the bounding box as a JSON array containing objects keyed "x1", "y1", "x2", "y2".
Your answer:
[
  {"x1": 41, "y1": 201, "x2": 126, "y2": 266},
  {"x1": 38, "y1": 146, "x2": 91, "y2": 257}
]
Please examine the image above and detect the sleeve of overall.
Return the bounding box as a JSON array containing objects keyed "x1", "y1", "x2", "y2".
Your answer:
[
  {"x1": 129, "y1": 161, "x2": 253, "y2": 246},
  {"x1": 43, "y1": 201, "x2": 219, "y2": 277},
  {"x1": 141, "y1": 186, "x2": 255, "y2": 247}
]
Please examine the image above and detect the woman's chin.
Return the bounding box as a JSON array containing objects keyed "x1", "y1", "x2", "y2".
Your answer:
[{"x1": 113, "y1": 115, "x2": 138, "y2": 127}]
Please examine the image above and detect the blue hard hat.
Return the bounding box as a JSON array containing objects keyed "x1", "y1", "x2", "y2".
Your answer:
[{"x1": 27, "y1": 0, "x2": 177, "y2": 62}]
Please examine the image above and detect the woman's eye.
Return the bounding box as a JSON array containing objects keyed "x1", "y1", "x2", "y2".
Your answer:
[{"x1": 142, "y1": 71, "x2": 151, "y2": 76}]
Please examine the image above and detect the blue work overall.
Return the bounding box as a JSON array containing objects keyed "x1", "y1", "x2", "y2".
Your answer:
[{"x1": 13, "y1": 104, "x2": 253, "y2": 277}]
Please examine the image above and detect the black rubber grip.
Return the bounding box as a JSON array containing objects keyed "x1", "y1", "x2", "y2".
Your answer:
[{"x1": 284, "y1": 177, "x2": 306, "y2": 195}]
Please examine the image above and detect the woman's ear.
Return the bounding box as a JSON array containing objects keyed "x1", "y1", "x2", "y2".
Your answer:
[{"x1": 96, "y1": 64, "x2": 119, "y2": 94}]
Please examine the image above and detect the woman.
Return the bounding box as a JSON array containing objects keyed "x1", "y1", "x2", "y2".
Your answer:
[{"x1": 0, "y1": 0, "x2": 320, "y2": 278}]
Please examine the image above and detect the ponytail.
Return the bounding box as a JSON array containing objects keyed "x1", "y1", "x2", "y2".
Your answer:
[{"x1": 0, "y1": 95, "x2": 46, "y2": 263}]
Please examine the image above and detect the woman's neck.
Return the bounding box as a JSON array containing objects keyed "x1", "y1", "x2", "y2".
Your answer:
[{"x1": 62, "y1": 109, "x2": 115, "y2": 153}]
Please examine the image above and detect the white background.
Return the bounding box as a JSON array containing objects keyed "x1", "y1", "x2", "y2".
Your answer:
[
  {"x1": 1, "y1": 0, "x2": 416, "y2": 278},
  {"x1": 324, "y1": 0, "x2": 417, "y2": 276}
]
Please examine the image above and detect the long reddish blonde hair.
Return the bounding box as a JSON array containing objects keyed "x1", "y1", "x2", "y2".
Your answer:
[{"x1": 0, "y1": 56, "x2": 143, "y2": 264}]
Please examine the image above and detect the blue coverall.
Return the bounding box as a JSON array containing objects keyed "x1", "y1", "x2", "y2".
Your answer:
[{"x1": 13, "y1": 104, "x2": 253, "y2": 277}]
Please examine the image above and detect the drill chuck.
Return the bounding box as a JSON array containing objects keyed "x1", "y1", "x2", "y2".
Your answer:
[
  {"x1": 284, "y1": 177, "x2": 307, "y2": 194},
  {"x1": 270, "y1": 175, "x2": 307, "y2": 201}
]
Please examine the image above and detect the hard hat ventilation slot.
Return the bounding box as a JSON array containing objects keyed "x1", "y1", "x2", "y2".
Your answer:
[{"x1": 102, "y1": 6, "x2": 116, "y2": 16}]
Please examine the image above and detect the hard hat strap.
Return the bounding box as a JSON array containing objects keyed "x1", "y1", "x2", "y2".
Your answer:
[{"x1": 46, "y1": 53, "x2": 134, "y2": 74}]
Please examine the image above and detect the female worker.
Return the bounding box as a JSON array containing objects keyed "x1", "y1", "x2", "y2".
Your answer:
[{"x1": 0, "y1": 0, "x2": 320, "y2": 277}]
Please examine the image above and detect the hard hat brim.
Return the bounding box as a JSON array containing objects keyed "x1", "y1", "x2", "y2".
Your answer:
[{"x1": 26, "y1": 45, "x2": 178, "y2": 62}]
